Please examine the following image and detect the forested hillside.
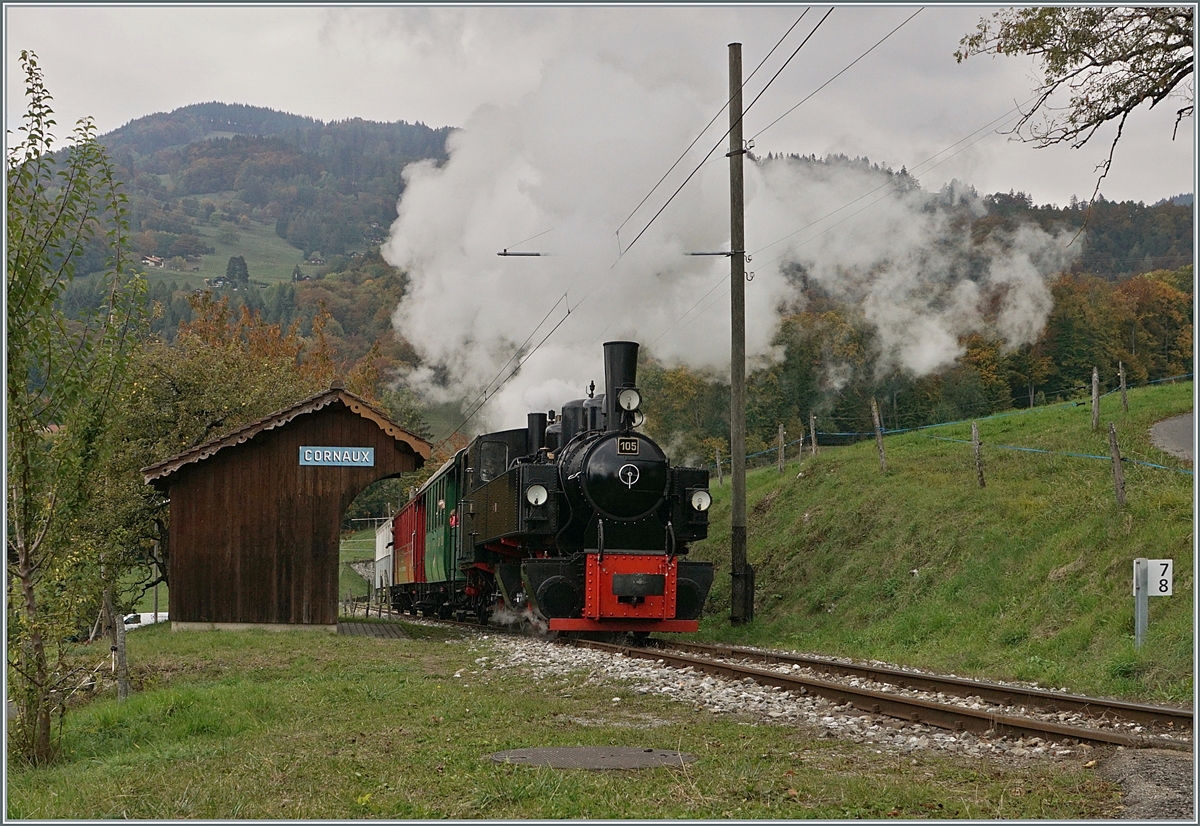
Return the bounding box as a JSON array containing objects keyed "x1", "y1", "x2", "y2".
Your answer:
[
  {"x1": 639, "y1": 263, "x2": 1192, "y2": 468},
  {"x1": 61, "y1": 108, "x2": 1191, "y2": 486},
  {"x1": 102, "y1": 102, "x2": 450, "y2": 259}
]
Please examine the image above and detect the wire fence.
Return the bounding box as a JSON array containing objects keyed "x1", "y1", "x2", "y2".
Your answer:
[{"x1": 708, "y1": 373, "x2": 1194, "y2": 478}]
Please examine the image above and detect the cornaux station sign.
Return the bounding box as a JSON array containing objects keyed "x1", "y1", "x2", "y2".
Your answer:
[{"x1": 299, "y1": 446, "x2": 376, "y2": 467}]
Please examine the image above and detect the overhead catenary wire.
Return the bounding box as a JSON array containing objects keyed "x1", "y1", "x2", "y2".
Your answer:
[
  {"x1": 644, "y1": 101, "x2": 1031, "y2": 350},
  {"x1": 433, "y1": 290, "x2": 571, "y2": 447},
  {"x1": 498, "y1": 227, "x2": 554, "y2": 256},
  {"x1": 614, "y1": 8, "x2": 836, "y2": 264},
  {"x1": 614, "y1": 9, "x2": 813, "y2": 253},
  {"x1": 749, "y1": 7, "x2": 923, "y2": 143}
]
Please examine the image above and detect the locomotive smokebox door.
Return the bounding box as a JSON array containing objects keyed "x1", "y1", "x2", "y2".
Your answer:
[{"x1": 576, "y1": 434, "x2": 669, "y2": 522}]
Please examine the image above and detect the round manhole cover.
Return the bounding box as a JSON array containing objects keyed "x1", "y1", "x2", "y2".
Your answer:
[{"x1": 488, "y1": 746, "x2": 696, "y2": 770}]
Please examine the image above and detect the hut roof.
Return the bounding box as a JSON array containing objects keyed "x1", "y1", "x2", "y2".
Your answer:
[{"x1": 142, "y1": 384, "x2": 430, "y2": 488}]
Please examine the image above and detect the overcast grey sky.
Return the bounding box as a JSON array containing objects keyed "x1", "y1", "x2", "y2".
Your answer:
[
  {"x1": 6, "y1": 4, "x2": 1195, "y2": 208},
  {"x1": 6, "y1": 5, "x2": 1195, "y2": 428}
]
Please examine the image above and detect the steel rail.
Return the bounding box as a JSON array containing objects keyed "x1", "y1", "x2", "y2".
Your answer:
[
  {"x1": 564, "y1": 638, "x2": 1191, "y2": 752},
  {"x1": 651, "y1": 639, "x2": 1193, "y2": 732}
]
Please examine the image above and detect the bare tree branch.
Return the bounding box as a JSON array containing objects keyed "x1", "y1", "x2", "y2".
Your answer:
[{"x1": 956, "y1": 7, "x2": 1194, "y2": 152}]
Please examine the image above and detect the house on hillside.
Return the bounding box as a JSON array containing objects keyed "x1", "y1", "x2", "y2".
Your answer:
[{"x1": 141, "y1": 255, "x2": 165, "y2": 268}]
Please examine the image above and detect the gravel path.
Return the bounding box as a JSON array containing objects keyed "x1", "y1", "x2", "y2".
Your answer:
[
  {"x1": 1150, "y1": 412, "x2": 1194, "y2": 463},
  {"x1": 1096, "y1": 748, "x2": 1195, "y2": 820},
  {"x1": 463, "y1": 633, "x2": 1194, "y2": 819}
]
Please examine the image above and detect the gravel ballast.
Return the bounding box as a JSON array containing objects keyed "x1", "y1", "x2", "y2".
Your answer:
[{"x1": 458, "y1": 632, "x2": 1194, "y2": 819}]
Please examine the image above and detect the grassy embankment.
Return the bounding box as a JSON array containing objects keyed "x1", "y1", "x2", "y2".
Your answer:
[
  {"x1": 339, "y1": 526, "x2": 379, "y2": 602},
  {"x1": 7, "y1": 622, "x2": 1119, "y2": 819},
  {"x1": 691, "y1": 380, "x2": 1194, "y2": 704}
]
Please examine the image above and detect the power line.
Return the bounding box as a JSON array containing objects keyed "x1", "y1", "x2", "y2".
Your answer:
[
  {"x1": 753, "y1": 102, "x2": 1027, "y2": 262},
  {"x1": 499, "y1": 227, "x2": 554, "y2": 256},
  {"x1": 433, "y1": 291, "x2": 571, "y2": 447},
  {"x1": 614, "y1": 9, "x2": 812, "y2": 251},
  {"x1": 750, "y1": 8, "x2": 923, "y2": 143},
  {"x1": 646, "y1": 275, "x2": 730, "y2": 348},
  {"x1": 614, "y1": 9, "x2": 835, "y2": 264},
  {"x1": 642, "y1": 102, "x2": 1034, "y2": 350}
]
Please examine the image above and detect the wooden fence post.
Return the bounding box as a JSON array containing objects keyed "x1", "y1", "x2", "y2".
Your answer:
[
  {"x1": 715, "y1": 447, "x2": 724, "y2": 487},
  {"x1": 1108, "y1": 422, "x2": 1126, "y2": 506},
  {"x1": 971, "y1": 421, "x2": 985, "y2": 488},
  {"x1": 1119, "y1": 361, "x2": 1128, "y2": 412},
  {"x1": 870, "y1": 397, "x2": 886, "y2": 473},
  {"x1": 809, "y1": 413, "x2": 819, "y2": 456},
  {"x1": 777, "y1": 423, "x2": 785, "y2": 472},
  {"x1": 1091, "y1": 366, "x2": 1100, "y2": 430}
]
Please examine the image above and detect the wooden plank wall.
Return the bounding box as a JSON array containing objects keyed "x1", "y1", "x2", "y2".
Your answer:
[{"x1": 168, "y1": 402, "x2": 423, "y2": 625}]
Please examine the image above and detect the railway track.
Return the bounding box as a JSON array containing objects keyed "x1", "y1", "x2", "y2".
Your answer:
[
  {"x1": 559, "y1": 637, "x2": 1192, "y2": 753},
  {"x1": 374, "y1": 613, "x2": 1191, "y2": 753}
]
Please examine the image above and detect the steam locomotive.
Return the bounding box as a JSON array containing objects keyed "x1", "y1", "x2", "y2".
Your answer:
[{"x1": 375, "y1": 341, "x2": 715, "y2": 634}]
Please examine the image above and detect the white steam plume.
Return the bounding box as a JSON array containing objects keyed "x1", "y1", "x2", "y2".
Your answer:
[{"x1": 382, "y1": 14, "x2": 1076, "y2": 435}]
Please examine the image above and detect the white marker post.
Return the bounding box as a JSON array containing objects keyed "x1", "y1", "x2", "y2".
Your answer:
[{"x1": 1133, "y1": 558, "x2": 1173, "y2": 648}]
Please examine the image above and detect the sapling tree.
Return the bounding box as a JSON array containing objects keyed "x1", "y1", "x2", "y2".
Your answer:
[{"x1": 6, "y1": 50, "x2": 144, "y2": 764}]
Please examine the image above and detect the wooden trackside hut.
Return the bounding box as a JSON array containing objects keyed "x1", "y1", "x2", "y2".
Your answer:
[{"x1": 143, "y1": 383, "x2": 430, "y2": 631}]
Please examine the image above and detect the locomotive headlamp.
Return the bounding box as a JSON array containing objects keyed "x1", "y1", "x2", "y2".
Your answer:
[
  {"x1": 616, "y1": 387, "x2": 641, "y2": 412},
  {"x1": 525, "y1": 484, "x2": 549, "y2": 506},
  {"x1": 689, "y1": 489, "x2": 712, "y2": 512}
]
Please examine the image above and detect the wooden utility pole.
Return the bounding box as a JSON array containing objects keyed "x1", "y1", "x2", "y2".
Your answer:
[
  {"x1": 1108, "y1": 422, "x2": 1126, "y2": 506},
  {"x1": 777, "y1": 424, "x2": 786, "y2": 472},
  {"x1": 728, "y1": 42, "x2": 753, "y2": 625},
  {"x1": 971, "y1": 421, "x2": 986, "y2": 488},
  {"x1": 1091, "y1": 366, "x2": 1100, "y2": 430},
  {"x1": 809, "y1": 413, "x2": 819, "y2": 456},
  {"x1": 1119, "y1": 361, "x2": 1128, "y2": 412},
  {"x1": 870, "y1": 397, "x2": 886, "y2": 473}
]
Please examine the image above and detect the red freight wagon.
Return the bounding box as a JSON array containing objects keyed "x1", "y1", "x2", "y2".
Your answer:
[{"x1": 393, "y1": 497, "x2": 425, "y2": 587}]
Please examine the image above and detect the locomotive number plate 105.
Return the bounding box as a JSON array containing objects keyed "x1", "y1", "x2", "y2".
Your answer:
[{"x1": 617, "y1": 437, "x2": 639, "y2": 455}]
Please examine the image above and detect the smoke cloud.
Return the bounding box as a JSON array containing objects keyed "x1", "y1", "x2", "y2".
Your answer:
[{"x1": 381, "y1": 11, "x2": 1076, "y2": 434}]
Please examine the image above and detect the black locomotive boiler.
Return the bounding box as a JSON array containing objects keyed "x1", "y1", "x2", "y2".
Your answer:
[{"x1": 378, "y1": 341, "x2": 715, "y2": 634}]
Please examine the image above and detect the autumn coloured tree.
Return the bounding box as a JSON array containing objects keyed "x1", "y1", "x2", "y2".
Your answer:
[{"x1": 957, "y1": 7, "x2": 1194, "y2": 196}]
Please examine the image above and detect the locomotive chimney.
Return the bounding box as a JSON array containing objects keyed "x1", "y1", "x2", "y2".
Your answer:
[
  {"x1": 527, "y1": 412, "x2": 547, "y2": 453},
  {"x1": 603, "y1": 340, "x2": 639, "y2": 432}
]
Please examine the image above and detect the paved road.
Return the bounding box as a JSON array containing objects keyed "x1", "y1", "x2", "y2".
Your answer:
[{"x1": 1150, "y1": 413, "x2": 1194, "y2": 463}]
